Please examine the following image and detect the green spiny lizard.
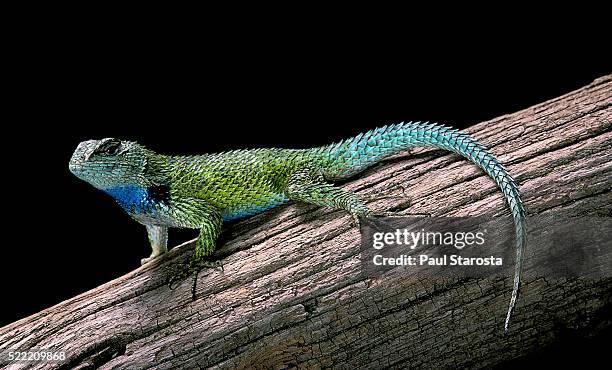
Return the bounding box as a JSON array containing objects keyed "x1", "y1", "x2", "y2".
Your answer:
[{"x1": 69, "y1": 122, "x2": 526, "y2": 333}]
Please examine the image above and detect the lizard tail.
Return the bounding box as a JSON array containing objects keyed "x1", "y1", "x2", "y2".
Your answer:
[{"x1": 318, "y1": 121, "x2": 526, "y2": 333}]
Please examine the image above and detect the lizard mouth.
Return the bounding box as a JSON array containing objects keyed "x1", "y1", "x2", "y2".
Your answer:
[
  {"x1": 68, "y1": 156, "x2": 83, "y2": 175},
  {"x1": 68, "y1": 152, "x2": 86, "y2": 176},
  {"x1": 69, "y1": 140, "x2": 98, "y2": 176}
]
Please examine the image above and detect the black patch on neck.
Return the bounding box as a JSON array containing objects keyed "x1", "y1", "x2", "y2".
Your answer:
[{"x1": 147, "y1": 184, "x2": 170, "y2": 205}]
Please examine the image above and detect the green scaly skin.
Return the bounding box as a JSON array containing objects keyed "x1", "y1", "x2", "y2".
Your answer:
[{"x1": 69, "y1": 121, "x2": 526, "y2": 333}]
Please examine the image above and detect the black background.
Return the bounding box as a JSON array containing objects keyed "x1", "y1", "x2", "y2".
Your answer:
[{"x1": 4, "y1": 13, "x2": 610, "y2": 367}]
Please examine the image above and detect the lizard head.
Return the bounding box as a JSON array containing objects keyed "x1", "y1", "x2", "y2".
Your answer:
[{"x1": 69, "y1": 138, "x2": 149, "y2": 190}]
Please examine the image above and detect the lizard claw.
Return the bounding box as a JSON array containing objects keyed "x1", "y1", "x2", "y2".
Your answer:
[
  {"x1": 191, "y1": 270, "x2": 200, "y2": 301},
  {"x1": 168, "y1": 273, "x2": 186, "y2": 290},
  {"x1": 141, "y1": 250, "x2": 165, "y2": 265},
  {"x1": 190, "y1": 259, "x2": 224, "y2": 300},
  {"x1": 351, "y1": 210, "x2": 372, "y2": 229}
]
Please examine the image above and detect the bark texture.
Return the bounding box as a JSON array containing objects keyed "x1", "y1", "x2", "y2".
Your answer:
[{"x1": 1, "y1": 76, "x2": 611, "y2": 370}]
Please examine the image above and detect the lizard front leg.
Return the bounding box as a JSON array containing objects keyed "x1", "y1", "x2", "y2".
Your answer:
[
  {"x1": 168, "y1": 198, "x2": 223, "y2": 300},
  {"x1": 141, "y1": 224, "x2": 168, "y2": 265},
  {"x1": 190, "y1": 213, "x2": 223, "y2": 270},
  {"x1": 285, "y1": 168, "x2": 370, "y2": 227}
]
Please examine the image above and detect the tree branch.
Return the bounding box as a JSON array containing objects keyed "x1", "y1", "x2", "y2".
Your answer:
[{"x1": 1, "y1": 75, "x2": 611, "y2": 369}]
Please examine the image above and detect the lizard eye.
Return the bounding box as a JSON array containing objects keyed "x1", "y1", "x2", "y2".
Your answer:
[
  {"x1": 104, "y1": 143, "x2": 120, "y2": 155},
  {"x1": 96, "y1": 139, "x2": 122, "y2": 156}
]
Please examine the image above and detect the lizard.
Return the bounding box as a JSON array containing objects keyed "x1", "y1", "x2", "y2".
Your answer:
[{"x1": 69, "y1": 121, "x2": 526, "y2": 333}]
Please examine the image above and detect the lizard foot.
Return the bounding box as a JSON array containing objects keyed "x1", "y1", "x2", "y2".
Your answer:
[
  {"x1": 352, "y1": 213, "x2": 362, "y2": 228},
  {"x1": 141, "y1": 250, "x2": 166, "y2": 265},
  {"x1": 141, "y1": 255, "x2": 158, "y2": 265},
  {"x1": 190, "y1": 259, "x2": 223, "y2": 301},
  {"x1": 167, "y1": 258, "x2": 224, "y2": 300},
  {"x1": 350, "y1": 209, "x2": 372, "y2": 229}
]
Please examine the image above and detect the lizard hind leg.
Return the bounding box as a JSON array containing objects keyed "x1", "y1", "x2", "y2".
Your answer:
[{"x1": 285, "y1": 169, "x2": 370, "y2": 227}]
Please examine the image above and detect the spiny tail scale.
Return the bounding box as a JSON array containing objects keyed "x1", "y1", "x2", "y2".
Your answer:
[{"x1": 318, "y1": 121, "x2": 526, "y2": 333}]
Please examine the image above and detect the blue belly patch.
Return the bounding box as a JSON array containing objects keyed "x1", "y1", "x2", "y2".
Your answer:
[{"x1": 222, "y1": 195, "x2": 289, "y2": 221}]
